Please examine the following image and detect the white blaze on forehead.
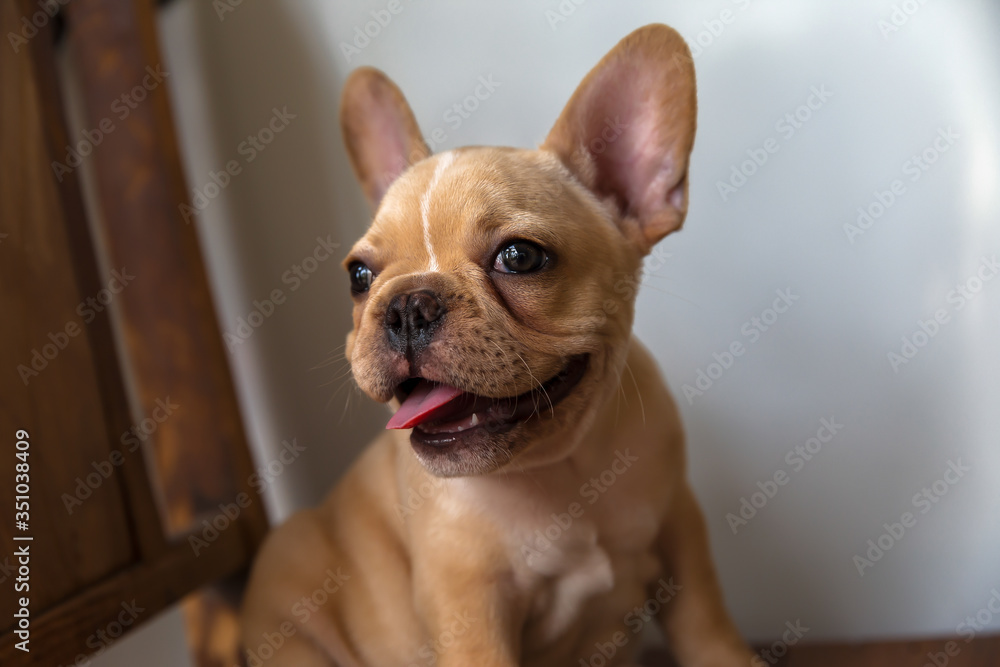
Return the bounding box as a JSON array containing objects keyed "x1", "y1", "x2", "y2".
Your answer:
[{"x1": 419, "y1": 151, "x2": 456, "y2": 271}]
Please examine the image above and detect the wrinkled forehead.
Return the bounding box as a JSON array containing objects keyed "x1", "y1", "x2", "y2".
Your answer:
[{"x1": 356, "y1": 147, "x2": 594, "y2": 251}]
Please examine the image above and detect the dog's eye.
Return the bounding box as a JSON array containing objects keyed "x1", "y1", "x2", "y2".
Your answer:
[
  {"x1": 494, "y1": 241, "x2": 548, "y2": 274},
  {"x1": 348, "y1": 262, "x2": 374, "y2": 294}
]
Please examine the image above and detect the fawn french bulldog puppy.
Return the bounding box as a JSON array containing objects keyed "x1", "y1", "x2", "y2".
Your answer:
[{"x1": 242, "y1": 23, "x2": 753, "y2": 667}]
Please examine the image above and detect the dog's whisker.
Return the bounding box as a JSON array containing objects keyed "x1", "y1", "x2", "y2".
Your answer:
[
  {"x1": 635, "y1": 279, "x2": 703, "y2": 308},
  {"x1": 512, "y1": 350, "x2": 555, "y2": 420},
  {"x1": 623, "y1": 361, "x2": 646, "y2": 427},
  {"x1": 311, "y1": 345, "x2": 349, "y2": 371}
]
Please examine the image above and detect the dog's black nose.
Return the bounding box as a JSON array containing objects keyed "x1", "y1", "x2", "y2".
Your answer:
[{"x1": 385, "y1": 290, "x2": 445, "y2": 358}]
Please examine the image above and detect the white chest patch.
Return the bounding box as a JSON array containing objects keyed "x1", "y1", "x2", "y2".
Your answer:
[
  {"x1": 419, "y1": 151, "x2": 455, "y2": 271},
  {"x1": 536, "y1": 539, "x2": 615, "y2": 642}
]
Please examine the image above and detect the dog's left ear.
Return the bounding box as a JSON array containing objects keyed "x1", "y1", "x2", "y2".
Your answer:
[{"x1": 543, "y1": 24, "x2": 697, "y2": 254}]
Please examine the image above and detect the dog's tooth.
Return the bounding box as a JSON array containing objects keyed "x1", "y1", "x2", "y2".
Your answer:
[{"x1": 471, "y1": 413, "x2": 479, "y2": 426}]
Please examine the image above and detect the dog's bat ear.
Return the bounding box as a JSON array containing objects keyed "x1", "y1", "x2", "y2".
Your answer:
[
  {"x1": 542, "y1": 24, "x2": 697, "y2": 254},
  {"x1": 340, "y1": 67, "x2": 430, "y2": 209}
]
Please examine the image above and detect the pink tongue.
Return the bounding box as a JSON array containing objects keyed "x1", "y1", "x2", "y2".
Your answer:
[{"x1": 386, "y1": 380, "x2": 466, "y2": 430}]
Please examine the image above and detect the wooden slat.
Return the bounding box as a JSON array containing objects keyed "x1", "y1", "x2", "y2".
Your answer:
[
  {"x1": 782, "y1": 634, "x2": 1000, "y2": 666},
  {"x1": 0, "y1": 528, "x2": 254, "y2": 666},
  {"x1": 642, "y1": 635, "x2": 1000, "y2": 666},
  {"x1": 0, "y1": 0, "x2": 136, "y2": 628},
  {"x1": 61, "y1": 0, "x2": 268, "y2": 542},
  {"x1": 15, "y1": 0, "x2": 168, "y2": 564}
]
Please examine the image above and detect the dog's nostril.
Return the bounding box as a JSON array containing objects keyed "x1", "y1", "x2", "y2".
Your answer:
[
  {"x1": 407, "y1": 291, "x2": 443, "y2": 330},
  {"x1": 384, "y1": 290, "x2": 446, "y2": 358},
  {"x1": 384, "y1": 294, "x2": 407, "y2": 335}
]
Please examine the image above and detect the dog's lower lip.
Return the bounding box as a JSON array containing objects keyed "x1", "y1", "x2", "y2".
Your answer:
[{"x1": 409, "y1": 354, "x2": 589, "y2": 446}]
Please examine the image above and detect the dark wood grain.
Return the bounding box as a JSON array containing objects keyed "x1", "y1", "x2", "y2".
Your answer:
[
  {"x1": 0, "y1": 0, "x2": 135, "y2": 631},
  {"x1": 641, "y1": 635, "x2": 1000, "y2": 666},
  {"x1": 63, "y1": 0, "x2": 269, "y2": 541},
  {"x1": 781, "y1": 635, "x2": 1000, "y2": 666},
  {"x1": 0, "y1": 529, "x2": 254, "y2": 666},
  {"x1": 0, "y1": 0, "x2": 270, "y2": 663}
]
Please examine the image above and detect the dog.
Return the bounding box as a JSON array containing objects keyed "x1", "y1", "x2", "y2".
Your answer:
[{"x1": 241, "y1": 23, "x2": 753, "y2": 667}]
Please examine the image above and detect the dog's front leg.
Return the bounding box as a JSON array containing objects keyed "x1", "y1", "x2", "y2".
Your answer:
[
  {"x1": 656, "y1": 481, "x2": 754, "y2": 667},
  {"x1": 411, "y1": 544, "x2": 524, "y2": 667}
]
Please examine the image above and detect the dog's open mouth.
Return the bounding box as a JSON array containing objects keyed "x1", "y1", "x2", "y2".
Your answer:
[{"x1": 387, "y1": 354, "x2": 589, "y2": 445}]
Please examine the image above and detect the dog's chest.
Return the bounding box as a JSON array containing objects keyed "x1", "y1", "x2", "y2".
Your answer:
[{"x1": 496, "y1": 481, "x2": 663, "y2": 644}]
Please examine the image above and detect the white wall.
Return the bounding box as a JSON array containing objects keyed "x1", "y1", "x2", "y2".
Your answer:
[{"x1": 99, "y1": 0, "x2": 1000, "y2": 663}]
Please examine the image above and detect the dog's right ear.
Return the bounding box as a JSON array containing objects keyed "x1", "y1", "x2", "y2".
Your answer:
[{"x1": 340, "y1": 67, "x2": 430, "y2": 209}]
